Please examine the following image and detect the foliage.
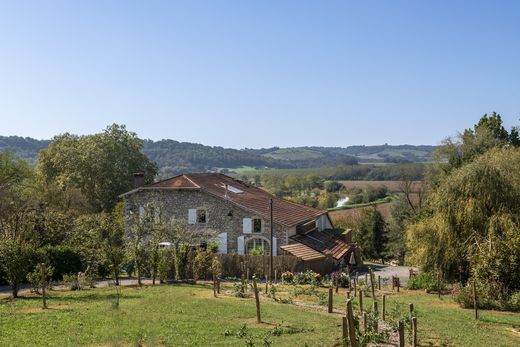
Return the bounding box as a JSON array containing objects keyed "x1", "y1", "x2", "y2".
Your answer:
[
  {"x1": 42, "y1": 245, "x2": 83, "y2": 280},
  {"x1": 281, "y1": 271, "x2": 294, "y2": 283},
  {"x1": 192, "y1": 248, "x2": 210, "y2": 280},
  {"x1": 354, "y1": 208, "x2": 388, "y2": 261},
  {"x1": 27, "y1": 264, "x2": 54, "y2": 294},
  {"x1": 37, "y1": 124, "x2": 157, "y2": 212},
  {"x1": 232, "y1": 282, "x2": 251, "y2": 298},
  {"x1": 0, "y1": 237, "x2": 35, "y2": 297},
  {"x1": 407, "y1": 272, "x2": 443, "y2": 291}
]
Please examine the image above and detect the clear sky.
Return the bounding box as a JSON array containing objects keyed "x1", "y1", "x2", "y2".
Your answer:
[{"x1": 1, "y1": 1, "x2": 519, "y2": 148}]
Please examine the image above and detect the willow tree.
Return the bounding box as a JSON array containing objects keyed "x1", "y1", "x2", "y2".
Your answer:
[{"x1": 407, "y1": 147, "x2": 520, "y2": 299}]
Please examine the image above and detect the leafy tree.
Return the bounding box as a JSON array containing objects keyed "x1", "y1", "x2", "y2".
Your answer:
[
  {"x1": 354, "y1": 208, "x2": 388, "y2": 262},
  {"x1": 0, "y1": 236, "x2": 35, "y2": 298},
  {"x1": 37, "y1": 124, "x2": 157, "y2": 212},
  {"x1": 407, "y1": 147, "x2": 520, "y2": 299}
]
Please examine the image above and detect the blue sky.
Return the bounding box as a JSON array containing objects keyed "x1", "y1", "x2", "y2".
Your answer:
[{"x1": 1, "y1": 1, "x2": 519, "y2": 148}]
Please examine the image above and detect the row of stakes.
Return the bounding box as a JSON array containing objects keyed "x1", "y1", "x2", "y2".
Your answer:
[{"x1": 213, "y1": 268, "x2": 417, "y2": 346}]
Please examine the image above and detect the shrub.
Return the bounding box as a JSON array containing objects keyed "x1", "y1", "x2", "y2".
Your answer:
[
  {"x1": 407, "y1": 272, "x2": 444, "y2": 291},
  {"x1": 43, "y1": 245, "x2": 83, "y2": 281},
  {"x1": 281, "y1": 271, "x2": 294, "y2": 283},
  {"x1": 27, "y1": 264, "x2": 55, "y2": 294}
]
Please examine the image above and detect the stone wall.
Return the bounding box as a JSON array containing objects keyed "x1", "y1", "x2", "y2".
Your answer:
[{"x1": 123, "y1": 189, "x2": 289, "y2": 254}]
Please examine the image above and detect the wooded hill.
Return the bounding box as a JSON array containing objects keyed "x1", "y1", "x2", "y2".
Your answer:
[{"x1": 0, "y1": 135, "x2": 436, "y2": 175}]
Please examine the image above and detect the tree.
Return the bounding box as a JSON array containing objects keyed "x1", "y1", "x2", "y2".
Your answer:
[
  {"x1": 37, "y1": 124, "x2": 157, "y2": 212},
  {"x1": 407, "y1": 147, "x2": 520, "y2": 299},
  {"x1": 0, "y1": 236, "x2": 35, "y2": 298},
  {"x1": 354, "y1": 208, "x2": 387, "y2": 262}
]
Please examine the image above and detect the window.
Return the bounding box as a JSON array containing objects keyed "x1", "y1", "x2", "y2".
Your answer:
[
  {"x1": 246, "y1": 237, "x2": 270, "y2": 255},
  {"x1": 197, "y1": 209, "x2": 207, "y2": 223},
  {"x1": 253, "y1": 218, "x2": 262, "y2": 233},
  {"x1": 188, "y1": 209, "x2": 207, "y2": 224}
]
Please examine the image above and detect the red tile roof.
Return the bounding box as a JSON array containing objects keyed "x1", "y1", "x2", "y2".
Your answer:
[
  {"x1": 126, "y1": 173, "x2": 327, "y2": 227},
  {"x1": 291, "y1": 229, "x2": 351, "y2": 261},
  {"x1": 280, "y1": 243, "x2": 326, "y2": 261}
]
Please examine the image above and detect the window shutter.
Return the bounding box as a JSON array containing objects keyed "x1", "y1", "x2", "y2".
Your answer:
[
  {"x1": 237, "y1": 235, "x2": 245, "y2": 255},
  {"x1": 139, "y1": 206, "x2": 145, "y2": 220},
  {"x1": 243, "y1": 218, "x2": 252, "y2": 234},
  {"x1": 188, "y1": 209, "x2": 197, "y2": 224},
  {"x1": 272, "y1": 237, "x2": 278, "y2": 256},
  {"x1": 218, "y1": 232, "x2": 227, "y2": 254}
]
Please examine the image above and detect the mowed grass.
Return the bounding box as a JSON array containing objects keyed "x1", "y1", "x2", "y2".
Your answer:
[
  {"x1": 290, "y1": 285, "x2": 520, "y2": 347},
  {"x1": 0, "y1": 284, "x2": 342, "y2": 347}
]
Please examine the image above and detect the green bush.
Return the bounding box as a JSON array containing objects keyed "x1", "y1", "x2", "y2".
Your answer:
[
  {"x1": 43, "y1": 245, "x2": 83, "y2": 280},
  {"x1": 407, "y1": 272, "x2": 443, "y2": 291}
]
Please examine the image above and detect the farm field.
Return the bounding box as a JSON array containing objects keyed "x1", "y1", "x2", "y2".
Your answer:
[{"x1": 1, "y1": 282, "x2": 519, "y2": 346}]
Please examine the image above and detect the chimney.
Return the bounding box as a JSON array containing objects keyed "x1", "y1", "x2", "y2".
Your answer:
[
  {"x1": 224, "y1": 184, "x2": 229, "y2": 200},
  {"x1": 133, "y1": 173, "x2": 145, "y2": 189}
]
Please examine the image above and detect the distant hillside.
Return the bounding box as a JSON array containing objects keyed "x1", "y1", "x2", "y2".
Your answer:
[
  {"x1": 0, "y1": 135, "x2": 436, "y2": 176},
  {"x1": 0, "y1": 136, "x2": 50, "y2": 163},
  {"x1": 245, "y1": 144, "x2": 436, "y2": 164}
]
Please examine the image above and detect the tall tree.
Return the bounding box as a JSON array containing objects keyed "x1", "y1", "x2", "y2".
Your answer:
[
  {"x1": 37, "y1": 124, "x2": 157, "y2": 212},
  {"x1": 355, "y1": 208, "x2": 388, "y2": 262}
]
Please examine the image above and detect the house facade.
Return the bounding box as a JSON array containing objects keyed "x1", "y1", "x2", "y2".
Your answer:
[{"x1": 120, "y1": 173, "x2": 354, "y2": 265}]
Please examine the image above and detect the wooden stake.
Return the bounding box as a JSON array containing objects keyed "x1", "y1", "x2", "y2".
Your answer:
[
  {"x1": 378, "y1": 275, "x2": 381, "y2": 290},
  {"x1": 328, "y1": 287, "x2": 333, "y2": 313},
  {"x1": 252, "y1": 276, "x2": 261, "y2": 323},
  {"x1": 373, "y1": 301, "x2": 378, "y2": 316},
  {"x1": 473, "y1": 280, "x2": 479, "y2": 320},
  {"x1": 437, "y1": 271, "x2": 441, "y2": 299},
  {"x1": 397, "y1": 277, "x2": 400, "y2": 292},
  {"x1": 370, "y1": 269, "x2": 375, "y2": 298},
  {"x1": 213, "y1": 273, "x2": 217, "y2": 298},
  {"x1": 398, "y1": 320, "x2": 405, "y2": 347},
  {"x1": 41, "y1": 263, "x2": 48, "y2": 309},
  {"x1": 392, "y1": 276, "x2": 395, "y2": 291},
  {"x1": 342, "y1": 316, "x2": 348, "y2": 340},
  {"x1": 359, "y1": 290, "x2": 363, "y2": 312},
  {"x1": 353, "y1": 277, "x2": 357, "y2": 297},
  {"x1": 409, "y1": 303, "x2": 414, "y2": 316},
  {"x1": 412, "y1": 316, "x2": 417, "y2": 347},
  {"x1": 365, "y1": 273, "x2": 368, "y2": 284},
  {"x1": 346, "y1": 299, "x2": 357, "y2": 347},
  {"x1": 217, "y1": 277, "x2": 221, "y2": 294},
  {"x1": 362, "y1": 311, "x2": 367, "y2": 334},
  {"x1": 382, "y1": 294, "x2": 386, "y2": 321},
  {"x1": 335, "y1": 275, "x2": 339, "y2": 294}
]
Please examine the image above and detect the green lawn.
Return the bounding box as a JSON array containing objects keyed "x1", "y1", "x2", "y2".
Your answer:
[
  {"x1": 0, "y1": 284, "x2": 342, "y2": 347},
  {"x1": 1, "y1": 283, "x2": 519, "y2": 346}
]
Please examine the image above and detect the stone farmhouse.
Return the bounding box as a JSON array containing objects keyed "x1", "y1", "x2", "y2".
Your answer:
[{"x1": 120, "y1": 173, "x2": 356, "y2": 268}]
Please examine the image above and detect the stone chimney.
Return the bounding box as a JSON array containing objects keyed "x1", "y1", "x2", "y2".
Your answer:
[{"x1": 133, "y1": 173, "x2": 145, "y2": 189}]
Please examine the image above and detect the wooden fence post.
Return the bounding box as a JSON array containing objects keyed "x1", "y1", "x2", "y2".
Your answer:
[
  {"x1": 328, "y1": 287, "x2": 333, "y2": 313},
  {"x1": 473, "y1": 280, "x2": 479, "y2": 320},
  {"x1": 437, "y1": 271, "x2": 441, "y2": 299},
  {"x1": 252, "y1": 276, "x2": 261, "y2": 323},
  {"x1": 382, "y1": 294, "x2": 386, "y2": 321},
  {"x1": 346, "y1": 299, "x2": 358, "y2": 347},
  {"x1": 397, "y1": 277, "x2": 400, "y2": 292},
  {"x1": 392, "y1": 276, "x2": 395, "y2": 291},
  {"x1": 213, "y1": 273, "x2": 217, "y2": 298},
  {"x1": 41, "y1": 263, "x2": 48, "y2": 309},
  {"x1": 412, "y1": 316, "x2": 417, "y2": 347},
  {"x1": 373, "y1": 301, "x2": 378, "y2": 316},
  {"x1": 354, "y1": 277, "x2": 357, "y2": 297},
  {"x1": 359, "y1": 290, "x2": 363, "y2": 312},
  {"x1": 365, "y1": 273, "x2": 368, "y2": 284},
  {"x1": 370, "y1": 269, "x2": 375, "y2": 298},
  {"x1": 398, "y1": 320, "x2": 405, "y2": 347},
  {"x1": 342, "y1": 316, "x2": 348, "y2": 341},
  {"x1": 335, "y1": 275, "x2": 339, "y2": 294},
  {"x1": 265, "y1": 275, "x2": 268, "y2": 294},
  {"x1": 378, "y1": 275, "x2": 381, "y2": 290},
  {"x1": 362, "y1": 311, "x2": 367, "y2": 334}
]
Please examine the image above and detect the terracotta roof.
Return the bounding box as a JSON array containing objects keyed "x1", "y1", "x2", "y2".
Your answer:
[
  {"x1": 123, "y1": 173, "x2": 326, "y2": 227},
  {"x1": 291, "y1": 229, "x2": 350, "y2": 261},
  {"x1": 280, "y1": 243, "x2": 326, "y2": 261}
]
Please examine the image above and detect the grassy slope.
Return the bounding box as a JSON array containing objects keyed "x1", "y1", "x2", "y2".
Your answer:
[{"x1": 0, "y1": 284, "x2": 341, "y2": 347}]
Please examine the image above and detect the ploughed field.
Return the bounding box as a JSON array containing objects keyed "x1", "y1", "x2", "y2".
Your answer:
[{"x1": 1, "y1": 281, "x2": 519, "y2": 346}]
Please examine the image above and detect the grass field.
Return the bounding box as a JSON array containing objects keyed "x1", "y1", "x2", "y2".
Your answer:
[
  {"x1": 0, "y1": 284, "x2": 341, "y2": 347},
  {"x1": 1, "y1": 282, "x2": 519, "y2": 346}
]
